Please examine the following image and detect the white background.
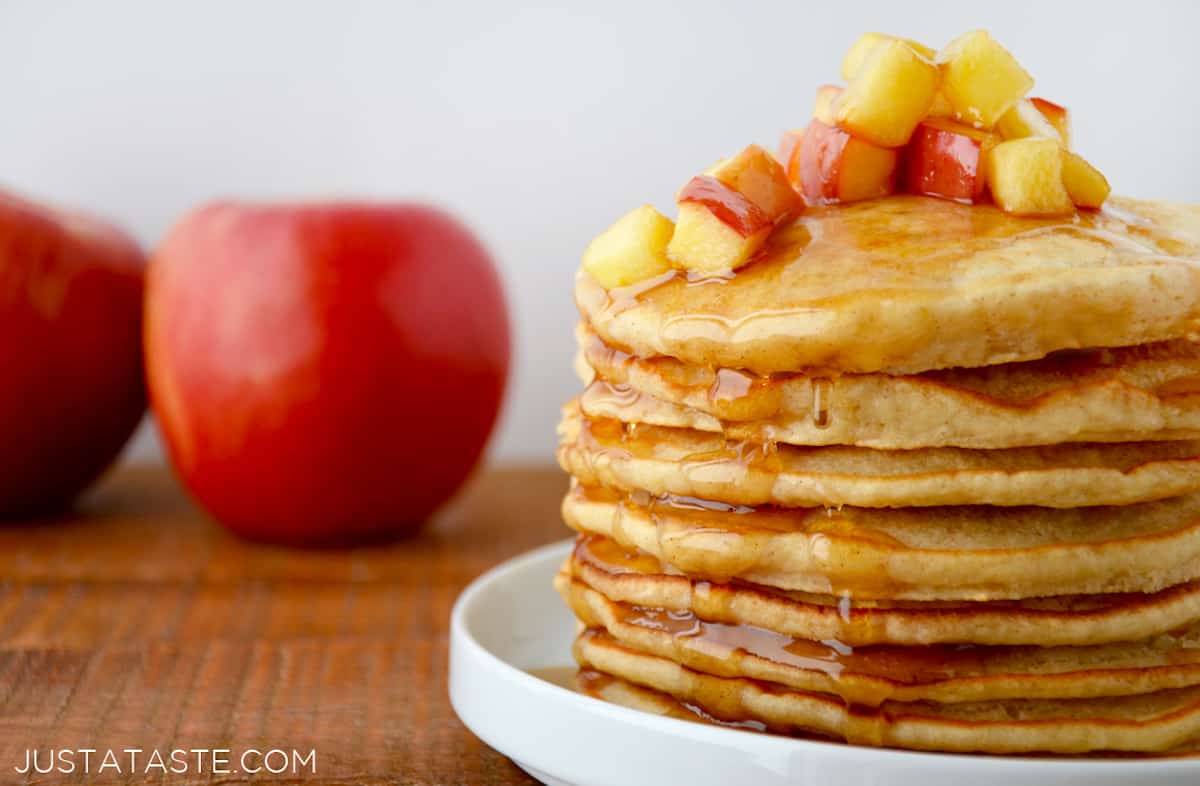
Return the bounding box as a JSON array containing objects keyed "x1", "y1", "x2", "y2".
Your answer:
[{"x1": 0, "y1": 0, "x2": 1197, "y2": 465}]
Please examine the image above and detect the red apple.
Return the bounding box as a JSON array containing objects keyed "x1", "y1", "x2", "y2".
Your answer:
[
  {"x1": 902, "y1": 117, "x2": 999, "y2": 203},
  {"x1": 145, "y1": 202, "x2": 509, "y2": 544},
  {"x1": 0, "y1": 189, "x2": 146, "y2": 517},
  {"x1": 795, "y1": 118, "x2": 898, "y2": 205}
]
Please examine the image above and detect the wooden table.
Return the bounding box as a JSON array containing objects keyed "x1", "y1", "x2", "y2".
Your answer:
[{"x1": 0, "y1": 464, "x2": 567, "y2": 785}]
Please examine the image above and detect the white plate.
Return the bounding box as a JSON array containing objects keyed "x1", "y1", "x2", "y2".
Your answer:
[{"x1": 448, "y1": 539, "x2": 1200, "y2": 786}]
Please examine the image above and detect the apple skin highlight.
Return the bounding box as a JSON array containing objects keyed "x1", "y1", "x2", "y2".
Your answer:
[
  {"x1": 146, "y1": 202, "x2": 510, "y2": 544},
  {"x1": 0, "y1": 190, "x2": 146, "y2": 518}
]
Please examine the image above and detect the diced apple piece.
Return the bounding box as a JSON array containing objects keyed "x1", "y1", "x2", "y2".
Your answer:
[
  {"x1": 996, "y1": 98, "x2": 1062, "y2": 142},
  {"x1": 705, "y1": 143, "x2": 801, "y2": 223},
  {"x1": 1031, "y1": 97, "x2": 1071, "y2": 147},
  {"x1": 796, "y1": 118, "x2": 898, "y2": 205},
  {"x1": 1062, "y1": 151, "x2": 1110, "y2": 209},
  {"x1": 582, "y1": 205, "x2": 675, "y2": 288},
  {"x1": 841, "y1": 32, "x2": 936, "y2": 80},
  {"x1": 937, "y1": 30, "x2": 1033, "y2": 128},
  {"x1": 812, "y1": 84, "x2": 842, "y2": 125},
  {"x1": 985, "y1": 138, "x2": 1074, "y2": 216},
  {"x1": 778, "y1": 129, "x2": 805, "y2": 182},
  {"x1": 903, "y1": 118, "x2": 999, "y2": 203},
  {"x1": 670, "y1": 144, "x2": 800, "y2": 273},
  {"x1": 668, "y1": 187, "x2": 772, "y2": 274},
  {"x1": 836, "y1": 39, "x2": 939, "y2": 148}
]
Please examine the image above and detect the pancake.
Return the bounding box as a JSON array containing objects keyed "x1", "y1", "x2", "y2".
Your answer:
[
  {"x1": 577, "y1": 671, "x2": 1200, "y2": 758},
  {"x1": 560, "y1": 577, "x2": 1200, "y2": 705},
  {"x1": 565, "y1": 535, "x2": 1200, "y2": 647},
  {"x1": 574, "y1": 631, "x2": 1200, "y2": 754},
  {"x1": 562, "y1": 486, "x2": 1200, "y2": 600},
  {"x1": 577, "y1": 196, "x2": 1200, "y2": 376},
  {"x1": 576, "y1": 325, "x2": 1200, "y2": 449},
  {"x1": 559, "y1": 405, "x2": 1200, "y2": 508},
  {"x1": 576, "y1": 669, "x2": 782, "y2": 734}
]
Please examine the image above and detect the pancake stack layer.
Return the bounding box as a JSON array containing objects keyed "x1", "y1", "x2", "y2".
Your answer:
[{"x1": 555, "y1": 196, "x2": 1200, "y2": 755}]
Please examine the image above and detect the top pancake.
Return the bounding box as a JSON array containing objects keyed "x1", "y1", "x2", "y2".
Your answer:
[{"x1": 577, "y1": 196, "x2": 1200, "y2": 375}]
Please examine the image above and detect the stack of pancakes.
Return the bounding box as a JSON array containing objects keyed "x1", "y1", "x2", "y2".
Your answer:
[{"x1": 555, "y1": 195, "x2": 1200, "y2": 755}]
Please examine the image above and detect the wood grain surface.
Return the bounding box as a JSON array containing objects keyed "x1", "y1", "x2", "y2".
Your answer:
[{"x1": 0, "y1": 464, "x2": 567, "y2": 785}]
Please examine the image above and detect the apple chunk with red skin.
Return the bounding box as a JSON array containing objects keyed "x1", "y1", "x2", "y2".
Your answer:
[
  {"x1": 1031, "y1": 97, "x2": 1070, "y2": 146},
  {"x1": 0, "y1": 190, "x2": 146, "y2": 517},
  {"x1": 667, "y1": 145, "x2": 799, "y2": 274},
  {"x1": 795, "y1": 118, "x2": 898, "y2": 205},
  {"x1": 903, "y1": 117, "x2": 999, "y2": 203},
  {"x1": 777, "y1": 129, "x2": 805, "y2": 182},
  {"x1": 146, "y1": 202, "x2": 509, "y2": 544}
]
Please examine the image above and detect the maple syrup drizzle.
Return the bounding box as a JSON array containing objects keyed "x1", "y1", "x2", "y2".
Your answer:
[
  {"x1": 572, "y1": 415, "x2": 786, "y2": 504},
  {"x1": 571, "y1": 485, "x2": 915, "y2": 599},
  {"x1": 811, "y1": 377, "x2": 832, "y2": 428},
  {"x1": 575, "y1": 534, "x2": 662, "y2": 575},
  {"x1": 575, "y1": 668, "x2": 772, "y2": 733},
  {"x1": 574, "y1": 415, "x2": 633, "y2": 470},
  {"x1": 582, "y1": 197, "x2": 1200, "y2": 376},
  {"x1": 591, "y1": 268, "x2": 678, "y2": 318},
  {"x1": 611, "y1": 604, "x2": 995, "y2": 686},
  {"x1": 1155, "y1": 376, "x2": 1200, "y2": 398},
  {"x1": 708, "y1": 368, "x2": 756, "y2": 403},
  {"x1": 581, "y1": 380, "x2": 644, "y2": 411},
  {"x1": 581, "y1": 329, "x2": 636, "y2": 377}
]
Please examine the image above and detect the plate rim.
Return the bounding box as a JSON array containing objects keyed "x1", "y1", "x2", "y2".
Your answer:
[{"x1": 449, "y1": 537, "x2": 1200, "y2": 776}]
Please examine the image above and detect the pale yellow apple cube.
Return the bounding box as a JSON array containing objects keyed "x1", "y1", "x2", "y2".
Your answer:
[
  {"x1": 835, "y1": 39, "x2": 939, "y2": 148},
  {"x1": 812, "y1": 84, "x2": 842, "y2": 126},
  {"x1": 706, "y1": 144, "x2": 800, "y2": 222},
  {"x1": 667, "y1": 202, "x2": 769, "y2": 275},
  {"x1": 986, "y1": 138, "x2": 1074, "y2": 216},
  {"x1": 937, "y1": 30, "x2": 1033, "y2": 128},
  {"x1": 1062, "y1": 151, "x2": 1110, "y2": 209},
  {"x1": 582, "y1": 205, "x2": 674, "y2": 288},
  {"x1": 841, "y1": 32, "x2": 935, "y2": 80},
  {"x1": 996, "y1": 98, "x2": 1062, "y2": 142}
]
